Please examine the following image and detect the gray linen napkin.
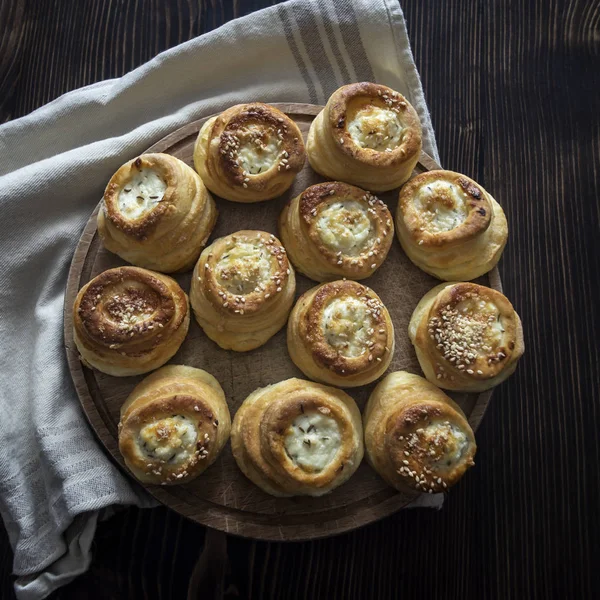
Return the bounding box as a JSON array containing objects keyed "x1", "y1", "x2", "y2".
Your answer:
[{"x1": 0, "y1": 1, "x2": 441, "y2": 598}]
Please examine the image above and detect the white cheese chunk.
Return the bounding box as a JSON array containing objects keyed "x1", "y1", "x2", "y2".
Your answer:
[
  {"x1": 414, "y1": 181, "x2": 469, "y2": 233},
  {"x1": 139, "y1": 415, "x2": 197, "y2": 464},
  {"x1": 118, "y1": 168, "x2": 167, "y2": 220},
  {"x1": 316, "y1": 200, "x2": 373, "y2": 255},
  {"x1": 322, "y1": 297, "x2": 372, "y2": 358},
  {"x1": 215, "y1": 241, "x2": 273, "y2": 295},
  {"x1": 348, "y1": 106, "x2": 403, "y2": 151},
  {"x1": 236, "y1": 125, "x2": 281, "y2": 174}
]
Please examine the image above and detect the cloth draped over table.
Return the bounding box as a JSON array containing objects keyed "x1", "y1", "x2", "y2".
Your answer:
[{"x1": 0, "y1": 1, "x2": 440, "y2": 598}]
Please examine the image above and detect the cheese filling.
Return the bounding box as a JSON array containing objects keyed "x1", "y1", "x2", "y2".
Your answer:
[
  {"x1": 455, "y1": 298, "x2": 505, "y2": 354},
  {"x1": 284, "y1": 412, "x2": 341, "y2": 472},
  {"x1": 118, "y1": 168, "x2": 167, "y2": 220},
  {"x1": 419, "y1": 420, "x2": 469, "y2": 470},
  {"x1": 139, "y1": 416, "x2": 197, "y2": 464},
  {"x1": 105, "y1": 286, "x2": 158, "y2": 329},
  {"x1": 414, "y1": 181, "x2": 469, "y2": 233},
  {"x1": 236, "y1": 125, "x2": 281, "y2": 174},
  {"x1": 348, "y1": 106, "x2": 403, "y2": 151},
  {"x1": 322, "y1": 297, "x2": 372, "y2": 358},
  {"x1": 316, "y1": 201, "x2": 373, "y2": 255},
  {"x1": 215, "y1": 242, "x2": 273, "y2": 295}
]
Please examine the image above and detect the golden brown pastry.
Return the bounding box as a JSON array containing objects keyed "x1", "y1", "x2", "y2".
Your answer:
[
  {"x1": 190, "y1": 230, "x2": 296, "y2": 351},
  {"x1": 97, "y1": 153, "x2": 217, "y2": 273},
  {"x1": 118, "y1": 365, "x2": 231, "y2": 485},
  {"x1": 307, "y1": 82, "x2": 422, "y2": 192},
  {"x1": 409, "y1": 282, "x2": 524, "y2": 392},
  {"x1": 231, "y1": 378, "x2": 363, "y2": 497},
  {"x1": 73, "y1": 266, "x2": 190, "y2": 376},
  {"x1": 396, "y1": 170, "x2": 508, "y2": 280},
  {"x1": 279, "y1": 181, "x2": 394, "y2": 281},
  {"x1": 363, "y1": 371, "x2": 476, "y2": 494},
  {"x1": 193, "y1": 103, "x2": 305, "y2": 203},
  {"x1": 287, "y1": 280, "x2": 394, "y2": 387}
]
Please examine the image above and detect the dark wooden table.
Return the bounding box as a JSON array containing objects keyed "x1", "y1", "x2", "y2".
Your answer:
[{"x1": 1, "y1": 1, "x2": 598, "y2": 598}]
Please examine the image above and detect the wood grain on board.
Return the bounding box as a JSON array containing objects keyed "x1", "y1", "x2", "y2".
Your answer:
[{"x1": 0, "y1": 0, "x2": 598, "y2": 599}]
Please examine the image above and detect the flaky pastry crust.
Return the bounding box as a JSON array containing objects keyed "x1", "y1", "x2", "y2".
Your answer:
[
  {"x1": 287, "y1": 280, "x2": 394, "y2": 387},
  {"x1": 409, "y1": 282, "x2": 524, "y2": 392},
  {"x1": 364, "y1": 371, "x2": 476, "y2": 494},
  {"x1": 307, "y1": 82, "x2": 422, "y2": 192},
  {"x1": 396, "y1": 170, "x2": 507, "y2": 280},
  {"x1": 190, "y1": 230, "x2": 296, "y2": 351},
  {"x1": 118, "y1": 365, "x2": 231, "y2": 485},
  {"x1": 279, "y1": 181, "x2": 394, "y2": 281},
  {"x1": 73, "y1": 266, "x2": 189, "y2": 376},
  {"x1": 98, "y1": 153, "x2": 217, "y2": 273},
  {"x1": 193, "y1": 103, "x2": 305, "y2": 203},
  {"x1": 231, "y1": 378, "x2": 363, "y2": 497}
]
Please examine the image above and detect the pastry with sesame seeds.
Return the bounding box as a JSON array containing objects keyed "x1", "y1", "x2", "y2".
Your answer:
[
  {"x1": 73, "y1": 266, "x2": 190, "y2": 376},
  {"x1": 98, "y1": 153, "x2": 217, "y2": 273},
  {"x1": 409, "y1": 282, "x2": 524, "y2": 392},
  {"x1": 190, "y1": 230, "x2": 296, "y2": 351},
  {"x1": 193, "y1": 103, "x2": 305, "y2": 203},
  {"x1": 287, "y1": 280, "x2": 394, "y2": 387},
  {"x1": 306, "y1": 82, "x2": 422, "y2": 192},
  {"x1": 396, "y1": 170, "x2": 508, "y2": 281},
  {"x1": 231, "y1": 378, "x2": 363, "y2": 497},
  {"x1": 363, "y1": 371, "x2": 476, "y2": 494},
  {"x1": 279, "y1": 181, "x2": 394, "y2": 282},
  {"x1": 118, "y1": 365, "x2": 231, "y2": 485}
]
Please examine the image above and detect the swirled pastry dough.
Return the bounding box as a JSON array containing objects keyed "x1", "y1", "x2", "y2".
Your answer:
[
  {"x1": 98, "y1": 153, "x2": 217, "y2": 273},
  {"x1": 190, "y1": 230, "x2": 296, "y2": 351},
  {"x1": 231, "y1": 378, "x2": 363, "y2": 497},
  {"x1": 193, "y1": 103, "x2": 305, "y2": 203},
  {"x1": 396, "y1": 170, "x2": 508, "y2": 280},
  {"x1": 279, "y1": 181, "x2": 394, "y2": 281},
  {"x1": 307, "y1": 82, "x2": 422, "y2": 192},
  {"x1": 118, "y1": 365, "x2": 231, "y2": 485},
  {"x1": 287, "y1": 280, "x2": 394, "y2": 387},
  {"x1": 409, "y1": 282, "x2": 524, "y2": 392},
  {"x1": 364, "y1": 371, "x2": 476, "y2": 494},
  {"x1": 73, "y1": 266, "x2": 190, "y2": 376}
]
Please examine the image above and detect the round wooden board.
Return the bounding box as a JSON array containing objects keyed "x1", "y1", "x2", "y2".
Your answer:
[{"x1": 64, "y1": 103, "x2": 500, "y2": 541}]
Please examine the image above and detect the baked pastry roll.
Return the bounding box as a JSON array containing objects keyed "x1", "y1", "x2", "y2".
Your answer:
[
  {"x1": 396, "y1": 170, "x2": 508, "y2": 280},
  {"x1": 307, "y1": 82, "x2": 422, "y2": 192},
  {"x1": 409, "y1": 282, "x2": 524, "y2": 392},
  {"x1": 118, "y1": 365, "x2": 231, "y2": 485},
  {"x1": 279, "y1": 181, "x2": 394, "y2": 281},
  {"x1": 73, "y1": 266, "x2": 190, "y2": 376},
  {"x1": 287, "y1": 280, "x2": 394, "y2": 387},
  {"x1": 364, "y1": 371, "x2": 476, "y2": 494},
  {"x1": 190, "y1": 230, "x2": 296, "y2": 351},
  {"x1": 231, "y1": 378, "x2": 363, "y2": 497},
  {"x1": 193, "y1": 103, "x2": 305, "y2": 203},
  {"x1": 97, "y1": 153, "x2": 217, "y2": 273}
]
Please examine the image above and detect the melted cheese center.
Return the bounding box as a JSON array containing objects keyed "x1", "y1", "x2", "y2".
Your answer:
[
  {"x1": 284, "y1": 412, "x2": 341, "y2": 472},
  {"x1": 348, "y1": 106, "x2": 403, "y2": 151},
  {"x1": 104, "y1": 286, "x2": 158, "y2": 329},
  {"x1": 454, "y1": 298, "x2": 505, "y2": 353},
  {"x1": 215, "y1": 241, "x2": 272, "y2": 295},
  {"x1": 322, "y1": 297, "x2": 371, "y2": 358},
  {"x1": 139, "y1": 416, "x2": 197, "y2": 464},
  {"x1": 413, "y1": 181, "x2": 469, "y2": 233},
  {"x1": 316, "y1": 201, "x2": 373, "y2": 255},
  {"x1": 236, "y1": 125, "x2": 281, "y2": 174},
  {"x1": 420, "y1": 420, "x2": 469, "y2": 470},
  {"x1": 118, "y1": 168, "x2": 167, "y2": 220}
]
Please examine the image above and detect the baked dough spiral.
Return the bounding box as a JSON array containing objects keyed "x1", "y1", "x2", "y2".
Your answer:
[
  {"x1": 73, "y1": 266, "x2": 190, "y2": 376},
  {"x1": 118, "y1": 365, "x2": 231, "y2": 485},
  {"x1": 193, "y1": 103, "x2": 305, "y2": 203},
  {"x1": 396, "y1": 170, "x2": 508, "y2": 280},
  {"x1": 190, "y1": 230, "x2": 296, "y2": 351},
  {"x1": 287, "y1": 280, "x2": 394, "y2": 387},
  {"x1": 231, "y1": 378, "x2": 364, "y2": 497},
  {"x1": 279, "y1": 181, "x2": 394, "y2": 281},
  {"x1": 307, "y1": 82, "x2": 422, "y2": 192},
  {"x1": 409, "y1": 282, "x2": 524, "y2": 392},
  {"x1": 97, "y1": 153, "x2": 217, "y2": 273},
  {"x1": 364, "y1": 371, "x2": 476, "y2": 494}
]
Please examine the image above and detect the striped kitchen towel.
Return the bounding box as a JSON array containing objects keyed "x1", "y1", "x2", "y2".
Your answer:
[{"x1": 0, "y1": 1, "x2": 439, "y2": 598}]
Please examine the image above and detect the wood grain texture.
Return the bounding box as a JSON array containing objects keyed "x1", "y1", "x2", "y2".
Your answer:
[
  {"x1": 64, "y1": 104, "x2": 494, "y2": 540},
  {"x1": 1, "y1": 0, "x2": 598, "y2": 598}
]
